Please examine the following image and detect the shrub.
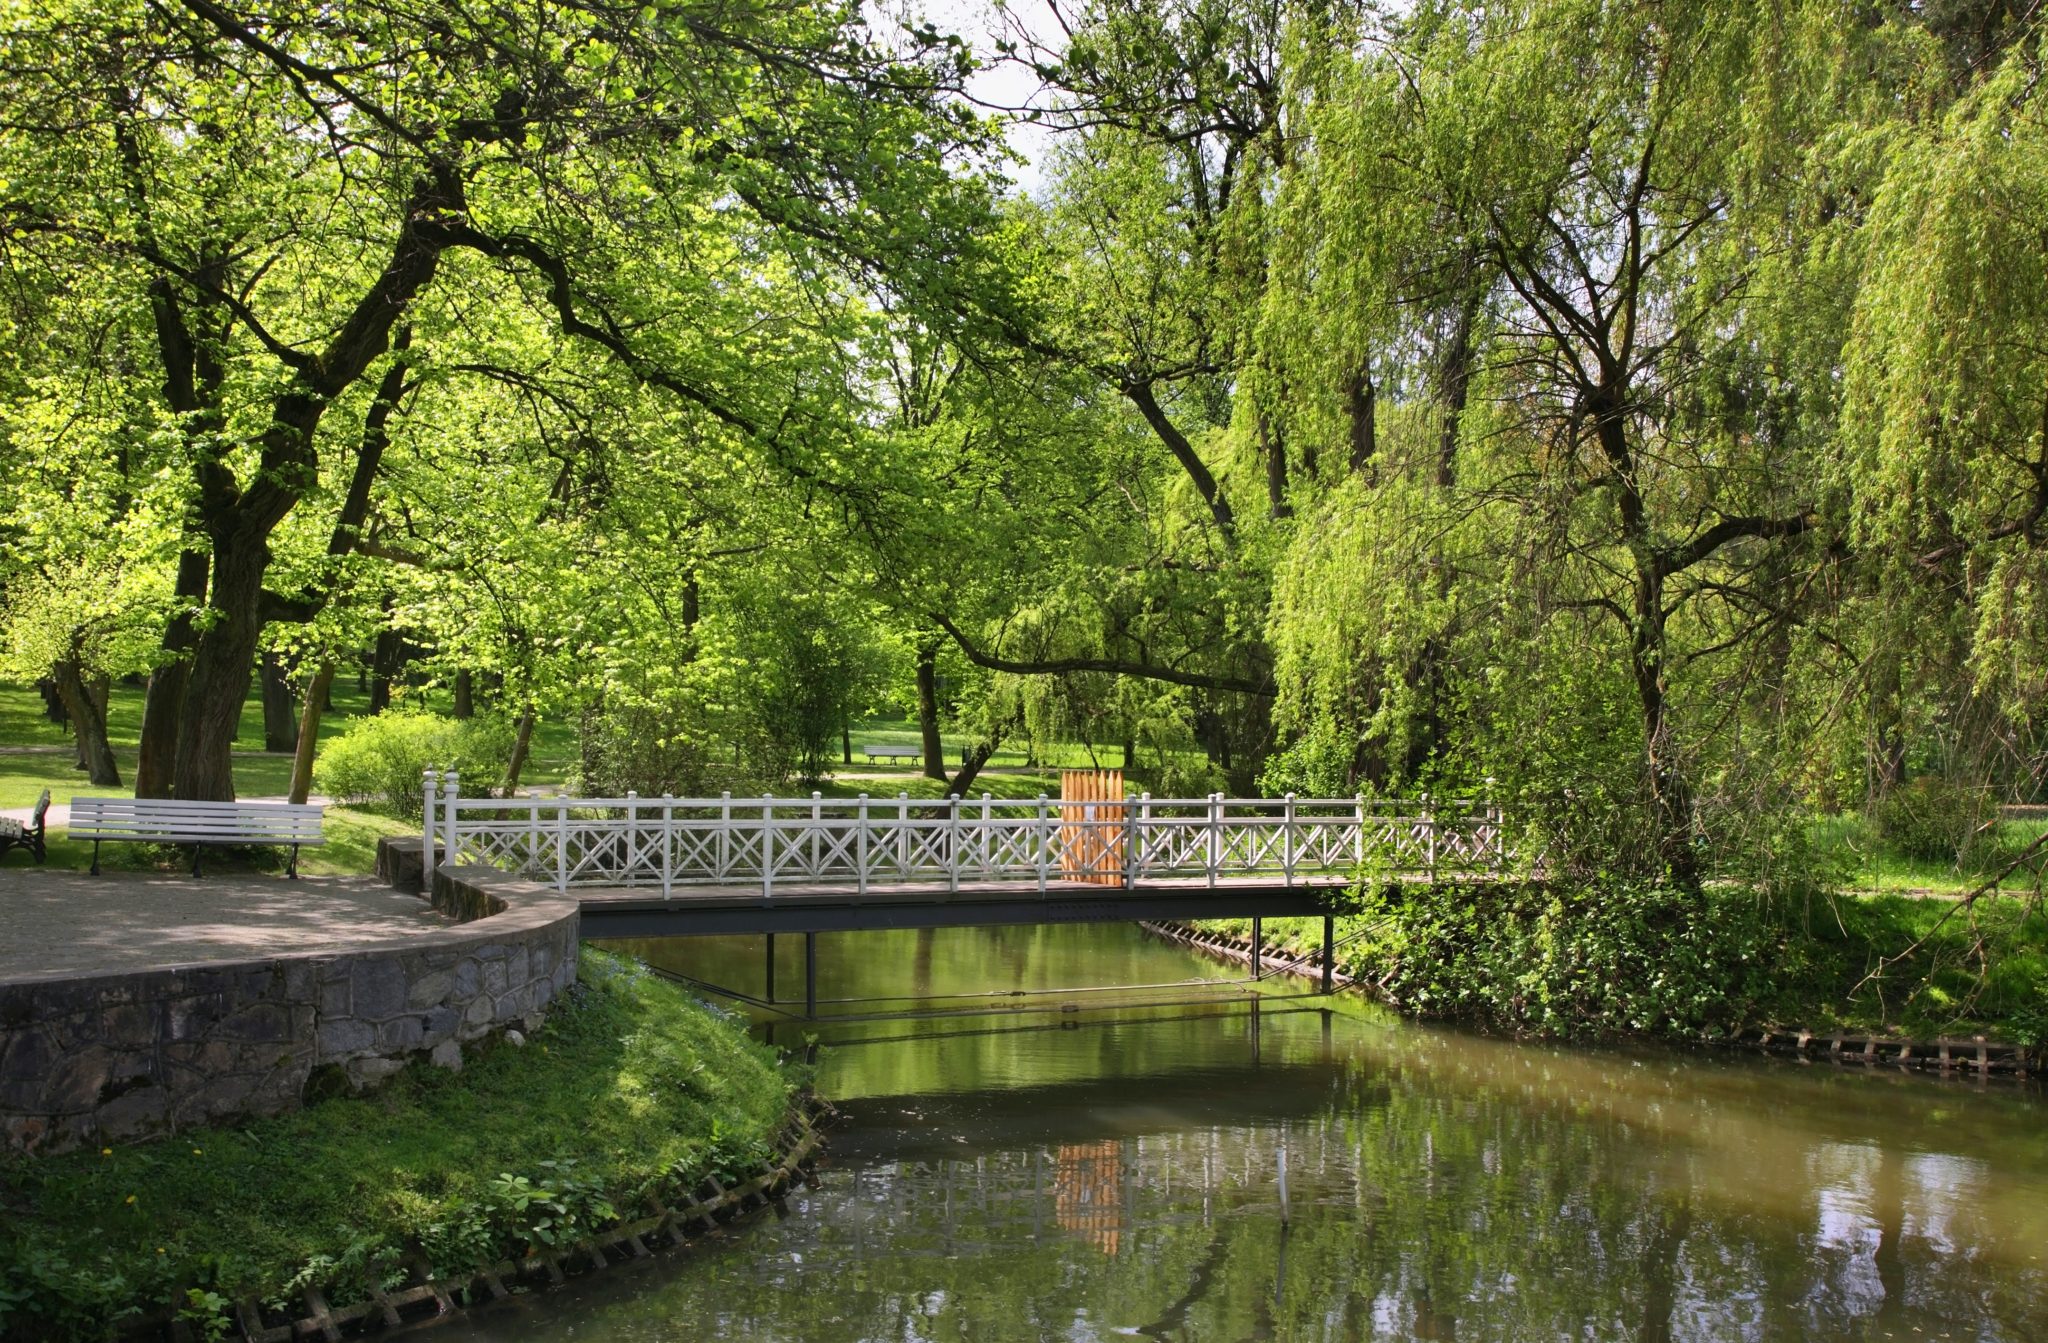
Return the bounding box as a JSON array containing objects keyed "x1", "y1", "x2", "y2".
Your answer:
[
  {"x1": 314, "y1": 710, "x2": 514, "y2": 817},
  {"x1": 1351, "y1": 879, "x2": 1783, "y2": 1038},
  {"x1": 1872, "y1": 775, "x2": 1991, "y2": 865},
  {"x1": 573, "y1": 698, "x2": 731, "y2": 798}
]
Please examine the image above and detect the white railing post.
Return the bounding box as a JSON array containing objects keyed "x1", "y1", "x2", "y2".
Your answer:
[
  {"x1": 624, "y1": 790, "x2": 638, "y2": 888},
  {"x1": 947, "y1": 795, "x2": 962, "y2": 893},
  {"x1": 442, "y1": 771, "x2": 460, "y2": 868},
  {"x1": 661, "y1": 794, "x2": 674, "y2": 897},
  {"x1": 1036, "y1": 794, "x2": 1050, "y2": 893},
  {"x1": 1123, "y1": 792, "x2": 1137, "y2": 887},
  {"x1": 1486, "y1": 776, "x2": 1502, "y2": 871},
  {"x1": 1354, "y1": 793, "x2": 1366, "y2": 866},
  {"x1": 1424, "y1": 792, "x2": 1437, "y2": 881},
  {"x1": 897, "y1": 793, "x2": 910, "y2": 879},
  {"x1": 856, "y1": 793, "x2": 870, "y2": 896},
  {"x1": 1207, "y1": 792, "x2": 1221, "y2": 889},
  {"x1": 718, "y1": 791, "x2": 732, "y2": 879},
  {"x1": 422, "y1": 769, "x2": 439, "y2": 886},
  {"x1": 811, "y1": 791, "x2": 824, "y2": 880},
  {"x1": 1283, "y1": 793, "x2": 1297, "y2": 887},
  {"x1": 980, "y1": 793, "x2": 993, "y2": 877},
  {"x1": 554, "y1": 797, "x2": 568, "y2": 893},
  {"x1": 762, "y1": 796, "x2": 776, "y2": 900},
  {"x1": 1138, "y1": 792, "x2": 1152, "y2": 879}
]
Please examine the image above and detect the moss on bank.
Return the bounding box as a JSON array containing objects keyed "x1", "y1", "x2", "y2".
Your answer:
[
  {"x1": 0, "y1": 950, "x2": 797, "y2": 1342},
  {"x1": 1196, "y1": 883, "x2": 2048, "y2": 1045}
]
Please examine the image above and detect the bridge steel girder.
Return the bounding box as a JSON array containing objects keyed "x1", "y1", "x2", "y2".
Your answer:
[{"x1": 575, "y1": 886, "x2": 1341, "y2": 938}]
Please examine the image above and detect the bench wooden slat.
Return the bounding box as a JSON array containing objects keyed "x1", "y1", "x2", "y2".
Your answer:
[{"x1": 69, "y1": 798, "x2": 327, "y2": 846}]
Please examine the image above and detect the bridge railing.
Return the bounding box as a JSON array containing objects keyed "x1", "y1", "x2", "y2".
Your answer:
[{"x1": 420, "y1": 771, "x2": 1505, "y2": 896}]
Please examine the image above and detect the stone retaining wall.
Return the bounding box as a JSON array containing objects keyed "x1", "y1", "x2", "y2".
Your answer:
[{"x1": 0, "y1": 863, "x2": 578, "y2": 1154}]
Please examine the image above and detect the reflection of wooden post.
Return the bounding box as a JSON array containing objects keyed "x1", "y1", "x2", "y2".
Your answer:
[{"x1": 1060, "y1": 769, "x2": 1125, "y2": 886}]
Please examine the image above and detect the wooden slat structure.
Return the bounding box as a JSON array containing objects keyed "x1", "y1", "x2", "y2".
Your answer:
[
  {"x1": 1059, "y1": 769, "x2": 1125, "y2": 886},
  {"x1": 68, "y1": 797, "x2": 326, "y2": 877}
]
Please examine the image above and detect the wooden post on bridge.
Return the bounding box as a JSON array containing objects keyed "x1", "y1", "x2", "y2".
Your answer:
[{"x1": 1059, "y1": 770, "x2": 1126, "y2": 886}]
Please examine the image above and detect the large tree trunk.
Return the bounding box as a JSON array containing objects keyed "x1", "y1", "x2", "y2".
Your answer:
[
  {"x1": 288, "y1": 661, "x2": 334, "y2": 804},
  {"x1": 171, "y1": 531, "x2": 274, "y2": 801},
  {"x1": 1258, "y1": 413, "x2": 1291, "y2": 519},
  {"x1": 451, "y1": 668, "x2": 474, "y2": 719},
  {"x1": 35, "y1": 678, "x2": 67, "y2": 728},
  {"x1": 136, "y1": 545, "x2": 209, "y2": 797},
  {"x1": 369, "y1": 620, "x2": 405, "y2": 714},
  {"x1": 1630, "y1": 565, "x2": 1698, "y2": 887},
  {"x1": 260, "y1": 651, "x2": 299, "y2": 753},
  {"x1": 915, "y1": 642, "x2": 947, "y2": 782},
  {"x1": 51, "y1": 658, "x2": 120, "y2": 786}
]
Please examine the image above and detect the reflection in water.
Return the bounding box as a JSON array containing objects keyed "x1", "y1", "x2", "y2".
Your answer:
[{"x1": 431, "y1": 926, "x2": 2048, "y2": 1342}]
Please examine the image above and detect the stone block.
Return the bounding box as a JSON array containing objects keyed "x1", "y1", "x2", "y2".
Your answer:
[
  {"x1": 482, "y1": 958, "x2": 509, "y2": 996},
  {"x1": 352, "y1": 958, "x2": 410, "y2": 1021},
  {"x1": 346, "y1": 1057, "x2": 406, "y2": 1091},
  {"x1": 376, "y1": 1016, "x2": 424, "y2": 1052},
  {"x1": 317, "y1": 976, "x2": 351, "y2": 1016},
  {"x1": 422, "y1": 1006, "x2": 460, "y2": 1043},
  {"x1": 317, "y1": 1018, "x2": 375, "y2": 1058},
  {"x1": 453, "y1": 958, "x2": 481, "y2": 998},
  {"x1": 507, "y1": 945, "x2": 530, "y2": 990},
  {"x1": 429, "y1": 1039, "x2": 463, "y2": 1072},
  {"x1": 42, "y1": 1046, "x2": 114, "y2": 1114},
  {"x1": 93, "y1": 1082, "x2": 169, "y2": 1138},
  {"x1": 406, "y1": 967, "x2": 455, "y2": 1011},
  {"x1": 218, "y1": 1001, "x2": 295, "y2": 1044}
]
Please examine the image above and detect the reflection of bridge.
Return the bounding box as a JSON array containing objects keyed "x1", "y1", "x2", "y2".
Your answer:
[{"x1": 423, "y1": 773, "x2": 1507, "y2": 1012}]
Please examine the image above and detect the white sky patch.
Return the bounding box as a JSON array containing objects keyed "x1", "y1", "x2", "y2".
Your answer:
[{"x1": 867, "y1": 0, "x2": 1072, "y2": 196}]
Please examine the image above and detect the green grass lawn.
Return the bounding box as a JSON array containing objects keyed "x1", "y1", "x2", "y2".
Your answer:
[
  {"x1": 1808, "y1": 811, "x2": 2048, "y2": 896},
  {"x1": 0, "y1": 950, "x2": 798, "y2": 1342}
]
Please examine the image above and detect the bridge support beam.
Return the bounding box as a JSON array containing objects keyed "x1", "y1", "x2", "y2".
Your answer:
[
  {"x1": 1321, "y1": 916, "x2": 1334, "y2": 993},
  {"x1": 1251, "y1": 917, "x2": 1263, "y2": 980},
  {"x1": 764, "y1": 932, "x2": 776, "y2": 1003}
]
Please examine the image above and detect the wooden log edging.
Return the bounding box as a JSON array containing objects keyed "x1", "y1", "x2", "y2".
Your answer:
[
  {"x1": 1139, "y1": 919, "x2": 1355, "y2": 988},
  {"x1": 1705, "y1": 1028, "x2": 2041, "y2": 1078},
  {"x1": 140, "y1": 1094, "x2": 838, "y2": 1343}
]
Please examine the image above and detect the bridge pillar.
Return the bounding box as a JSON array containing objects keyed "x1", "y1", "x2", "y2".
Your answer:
[
  {"x1": 1252, "y1": 917, "x2": 1263, "y2": 980},
  {"x1": 1321, "y1": 916, "x2": 1334, "y2": 993},
  {"x1": 764, "y1": 933, "x2": 776, "y2": 1004}
]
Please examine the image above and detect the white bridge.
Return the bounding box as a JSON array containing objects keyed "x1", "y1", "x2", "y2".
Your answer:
[{"x1": 422, "y1": 771, "x2": 1507, "y2": 900}]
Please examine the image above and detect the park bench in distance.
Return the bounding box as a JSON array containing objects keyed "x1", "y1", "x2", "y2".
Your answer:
[
  {"x1": 861, "y1": 744, "x2": 925, "y2": 764},
  {"x1": 68, "y1": 798, "x2": 326, "y2": 878},
  {"x1": 0, "y1": 788, "x2": 50, "y2": 865}
]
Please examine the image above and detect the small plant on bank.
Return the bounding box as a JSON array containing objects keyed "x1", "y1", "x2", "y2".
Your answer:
[{"x1": 1871, "y1": 775, "x2": 1992, "y2": 866}]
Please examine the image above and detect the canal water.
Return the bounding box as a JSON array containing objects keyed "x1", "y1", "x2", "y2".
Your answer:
[{"x1": 439, "y1": 924, "x2": 2048, "y2": 1341}]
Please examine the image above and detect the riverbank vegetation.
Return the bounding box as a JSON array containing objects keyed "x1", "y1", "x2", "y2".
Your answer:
[
  {"x1": 0, "y1": 952, "x2": 797, "y2": 1342},
  {"x1": 6, "y1": 1, "x2": 2048, "y2": 1024}
]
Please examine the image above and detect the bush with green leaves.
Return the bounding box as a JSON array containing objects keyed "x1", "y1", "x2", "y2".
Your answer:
[
  {"x1": 1350, "y1": 880, "x2": 1785, "y2": 1038},
  {"x1": 1871, "y1": 775, "x2": 1992, "y2": 865},
  {"x1": 314, "y1": 709, "x2": 515, "y2": 817}
]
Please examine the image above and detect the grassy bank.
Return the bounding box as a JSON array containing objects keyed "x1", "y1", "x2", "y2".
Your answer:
[
  {"x1": 1196, "y1": 884, "x2": 2048, "y2": 1046},
  {"x1": 0, "y1": 950, "x2": 798, "y2": 1343}
]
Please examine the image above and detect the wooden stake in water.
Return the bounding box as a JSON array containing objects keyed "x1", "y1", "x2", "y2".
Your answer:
[{"x1": 1277, "y1": 1143, "x2": 1291, "y2": 1225}]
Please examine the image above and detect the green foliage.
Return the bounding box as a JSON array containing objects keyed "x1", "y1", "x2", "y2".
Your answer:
[
  {"x1": 1871, "y1": 776, "x2": 1992, "y2": 864},
  {"x1": 0, "y1": 951, "x2": 796, "y2": 1341},
  {"x1": 314, "y1": 709, "x2": 513, "y2": 817},
  {"x1": 1352, "y1": 881, "x2": 1785, "y2": 1038}
]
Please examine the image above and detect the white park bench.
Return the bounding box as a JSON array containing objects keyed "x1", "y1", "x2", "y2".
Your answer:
[
  {"x1": 861, "y1": 744, "x2": 925, "y2": 764},
  {"x1": 69, "y1": 798, "x2": 326, "y2": 878},
  {"x1": 0, "y1": 788, "x2": 50, "y2": 865}
]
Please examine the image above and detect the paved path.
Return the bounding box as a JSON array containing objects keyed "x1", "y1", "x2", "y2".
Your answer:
[{"x1": 0, "y1": 871, "x2": 452, "y2": 984}]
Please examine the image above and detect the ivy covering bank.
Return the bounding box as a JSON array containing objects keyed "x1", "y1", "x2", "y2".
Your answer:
[{"x1": 0, "y1": 952, "x2": 797, "y2": 1343}]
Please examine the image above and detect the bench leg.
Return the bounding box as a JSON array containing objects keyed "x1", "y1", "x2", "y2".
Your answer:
[
  {"x1": 90, "y1": 839, "x2": 101, "y2": 877},
  {"x1": 191, "y1": 844, "x2": 204, "y2": 878},
  {"x1": 288, "y1": 844, "x2": 300, "y2": 879}
]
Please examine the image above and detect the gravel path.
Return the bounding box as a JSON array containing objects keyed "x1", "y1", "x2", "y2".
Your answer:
[{"x1": 0, "y1": 870, "x2": 451, "y2": 984}]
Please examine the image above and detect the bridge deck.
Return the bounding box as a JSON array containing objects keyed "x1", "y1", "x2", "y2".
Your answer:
[{"x1": 573, "y1": 873, "x2": 1355, "y2": 935}]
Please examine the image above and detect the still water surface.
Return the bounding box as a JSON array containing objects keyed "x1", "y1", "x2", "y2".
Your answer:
[{"x1": 440, "y1": 924, "x2": 2048, "y2": 1341}]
